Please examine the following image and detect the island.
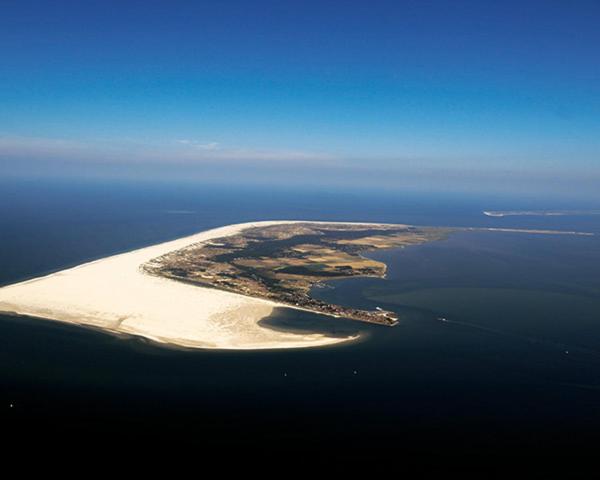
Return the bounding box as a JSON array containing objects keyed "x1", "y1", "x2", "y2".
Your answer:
[
  {"x1": 0, "y1": 220, "x2": 590, "y2": 350},
  {"x1": 142, "y1": 222, "x2": 448, "y2": 326}
]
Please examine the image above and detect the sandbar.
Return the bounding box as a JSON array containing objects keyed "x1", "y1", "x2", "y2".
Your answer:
[{"x1": 0, "y1": 221, "x2": 360, "y2": 350}]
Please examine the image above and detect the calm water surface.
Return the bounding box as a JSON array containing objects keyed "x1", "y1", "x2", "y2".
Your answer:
[{"x1": 2, "y1": 178, "x2": 600, "y2": 460}]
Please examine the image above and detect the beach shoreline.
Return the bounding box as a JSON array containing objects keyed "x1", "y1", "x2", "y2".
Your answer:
[
  {"x1": 0, "y1": 220, "x2": 365, "y2": 350},
  {"x1": 1, "y1": 219, "x2": 591, "y2": 351}
]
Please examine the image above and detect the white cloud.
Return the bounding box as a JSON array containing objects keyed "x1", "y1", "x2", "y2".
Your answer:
[
  {"x1": 175, "y1": 139, "x2": 220, "y2": 150},
  {"x1": 0, "y1": 134, "x2": 337, "y2": 166}
]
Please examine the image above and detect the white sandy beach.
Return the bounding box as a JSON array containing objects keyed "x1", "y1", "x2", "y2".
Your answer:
[{"x1": 0, "y1": 220, "x2": 359, "y2": 350}]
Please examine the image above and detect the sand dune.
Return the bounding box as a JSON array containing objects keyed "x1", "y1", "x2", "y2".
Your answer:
[{"x1": 0, "y1": 221, "x2": 358, "y2": 350}]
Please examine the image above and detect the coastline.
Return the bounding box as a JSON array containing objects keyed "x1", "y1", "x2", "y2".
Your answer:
[
  {"x1": 0, "y1": 220, "x2": 365, "y2": 350},
  {"x1": 0, "y1": 220, "x2": 590, "y2": 351}
]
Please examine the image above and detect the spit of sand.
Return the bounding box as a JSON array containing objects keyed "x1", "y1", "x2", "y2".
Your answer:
[{"x1": 0, "y1": 221, "x2": 358, "y2": 350}]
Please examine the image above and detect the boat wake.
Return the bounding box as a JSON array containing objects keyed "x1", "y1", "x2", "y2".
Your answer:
[{"x1": 436, "y1": 316, "x2": 600, "y2": 359}]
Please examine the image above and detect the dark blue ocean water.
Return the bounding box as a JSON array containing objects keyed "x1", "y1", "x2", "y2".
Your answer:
[{"x1": 2, "y1": 177, "x2": 600, "y2": 461}]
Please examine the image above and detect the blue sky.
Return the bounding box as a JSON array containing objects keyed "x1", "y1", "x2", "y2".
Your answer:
[{"x1": 1, "y1": 0, "x2": 599, "y2": 195}]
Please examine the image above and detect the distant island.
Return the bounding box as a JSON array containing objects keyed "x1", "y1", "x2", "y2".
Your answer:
[
  {"x1": 142, "y1": 222, "x2": 449, "y2": 326},
  {"x1": 484, "y1": 210, "x2": 600, "y2": 217}
]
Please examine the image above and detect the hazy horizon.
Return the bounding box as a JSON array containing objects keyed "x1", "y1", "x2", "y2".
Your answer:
[{"x1": 2, "y1": 0, "x2": 599, "y2": 199}]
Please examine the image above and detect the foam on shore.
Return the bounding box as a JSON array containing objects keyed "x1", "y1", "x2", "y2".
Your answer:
[{"x1": 0, "y1": 221, "x2": 358, "y2": 350}]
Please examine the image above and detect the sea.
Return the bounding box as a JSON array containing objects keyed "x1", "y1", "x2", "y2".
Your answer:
[{"x1": 2, "y1": 177, "x2": 600, "y2": 463}]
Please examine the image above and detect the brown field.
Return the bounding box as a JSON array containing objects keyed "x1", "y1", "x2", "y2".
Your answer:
[{"x1": 142, "y1": 222, "x2": 450, "y2": 326}]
